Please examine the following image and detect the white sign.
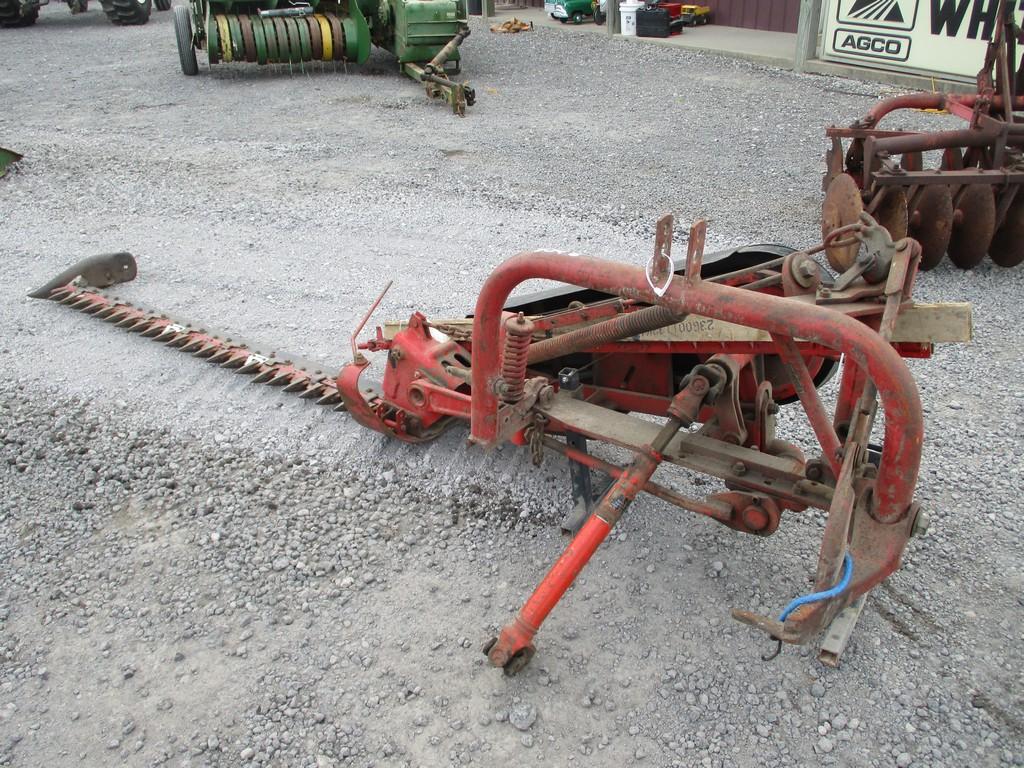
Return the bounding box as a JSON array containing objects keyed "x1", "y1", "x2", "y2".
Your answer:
[{"x1": 823, "y1": 0, "x2": 1024, "y2": 80}]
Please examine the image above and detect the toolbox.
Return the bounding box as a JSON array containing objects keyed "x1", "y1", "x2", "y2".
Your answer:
[{"x1": 636, "y1": 5, "x2": 671, "y2": 36}]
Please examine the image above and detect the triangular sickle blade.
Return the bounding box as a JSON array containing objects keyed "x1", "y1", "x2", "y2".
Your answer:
[
  {"x1": 316, "y1": 391, "x2": 341, "y2": 406},
  {"x1": 646, "y1": 214, "x2": 675, "y2": 298},
  {"x1": 282, "y1": 378, "x2": 310, "y2": 393}
]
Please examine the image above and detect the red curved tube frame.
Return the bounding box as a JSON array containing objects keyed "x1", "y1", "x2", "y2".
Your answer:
[
  {"x1": 862, "y1": 92, "x2": 1024, "y2": 127},
  {"x1": 469, "y1": 253, "x2": 923, "y2": 524}
]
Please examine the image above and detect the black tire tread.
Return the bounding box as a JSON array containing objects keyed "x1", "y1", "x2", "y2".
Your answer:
[
  {"x1": 174, "y1": 5, "x2": 199, "y2": 75},
  {"x1": 155, "y1": 0, "x2": 170, "y2": 9},
  {"x1": 102, "y1": 0, "x2": 151, "y2": 25},
  {"x1": 0, "y1": 0, "x2": 39, "y2": 27}
]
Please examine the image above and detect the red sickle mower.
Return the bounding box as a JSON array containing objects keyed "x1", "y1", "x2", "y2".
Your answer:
[
  {"x1": 823, "y1": 0, "x2": 1024, "y2": 272},
  {"x1": 30, "y1": 215, "x2": 971, "y2": 671}
]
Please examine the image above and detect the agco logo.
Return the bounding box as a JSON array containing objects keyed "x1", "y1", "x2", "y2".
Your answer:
[
  {"x1": 839, "y1": 0, "x2": 919, "y2": 29},
  {"x1": 832, "y1": 0, "x2": 917, "y2": 61}
]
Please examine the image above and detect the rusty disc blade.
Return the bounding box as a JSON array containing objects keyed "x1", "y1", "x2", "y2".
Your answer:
[
  {"x1": 822, "y1": 173, "x2": 863, "y2": 272},
  {"x1": 871, "y1": 187, "x2": 908, "y2": 242},
  {"x1": 989, "y1": 192, "x2": 1024, "y2": 267},
  {"x1": 907, "y1": 185, "x2": 953, "y2": 270},
  {"x1": 947, "y1": 185, "x2": 996, "y2": 270}
]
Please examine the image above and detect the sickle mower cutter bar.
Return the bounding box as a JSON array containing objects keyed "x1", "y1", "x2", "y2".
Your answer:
[
  {"x1": 823, "y1": 0, "x2": 1024, "y2": 272},
  {"x1": 30, "y1": 215, "x2": 971, "y2": 672}
]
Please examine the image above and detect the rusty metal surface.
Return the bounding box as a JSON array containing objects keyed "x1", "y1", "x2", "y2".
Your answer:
[
  {"x1": 908, "y1": 186, "x2": 954, "y2": 270},
  {"x1": 948, "y1": 185, "x2": 997, "y2": 269},
  {"x1": 822, "y1": 174, "x2": 863, "y2": 271}
]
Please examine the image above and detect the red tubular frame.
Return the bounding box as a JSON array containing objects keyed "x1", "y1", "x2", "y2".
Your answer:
[
  {"x1": 861, "y1": 92, "x2": 1024, "y2": 127},
  {"x1": 469, "y1": 253, "x2": 923, "y2": 524}
]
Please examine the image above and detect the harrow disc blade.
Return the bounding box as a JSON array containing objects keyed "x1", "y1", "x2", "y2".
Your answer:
[
  {"x1": 908, "y1": 185, "x2": 954, "y2": 271},
  {"x1": 871, "y1": 187, "x2": 908, "y2": 242},
  {"x1": 989, "y1": 193, "x2": 1024, "y2": 268},
  {"x1": 948, "y1": 186, "x2": 996, "y2": 270},
  {"x1": 822, "y1": 173, "x2": 863, "y2": 272}
]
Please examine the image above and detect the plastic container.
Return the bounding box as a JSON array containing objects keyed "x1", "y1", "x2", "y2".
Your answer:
[{"x1": 619, "y1": 0, "x2": 642, "y2": 35}]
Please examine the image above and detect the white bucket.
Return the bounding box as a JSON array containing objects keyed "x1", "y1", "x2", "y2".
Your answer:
[{"x1": 619, "y1": 0, "x2": 642, "y2": 35}]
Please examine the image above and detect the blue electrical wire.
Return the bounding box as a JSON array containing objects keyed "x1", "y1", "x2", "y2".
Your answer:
[
  {"x1": 779, "y1": 553, "x2": 855, "y2": 622},
  {"x1": 762, "y1": 553, "x2": 854, "y2": 662}
]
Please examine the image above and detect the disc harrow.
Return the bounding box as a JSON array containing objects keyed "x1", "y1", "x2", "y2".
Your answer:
[
  {"x1": 823, "y1": 0, "x2": 1024, "y2": 271},
  {"x1": 30, "y1": 214, "x2": 972, "y2": 673}
]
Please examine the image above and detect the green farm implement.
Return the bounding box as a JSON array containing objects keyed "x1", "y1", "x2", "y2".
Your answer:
[{"x1": 173, "y1": 0, "x2": 475, "y2": 114}]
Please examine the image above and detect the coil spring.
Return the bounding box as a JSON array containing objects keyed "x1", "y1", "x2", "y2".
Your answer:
[{"x1": 501, "y1": 312, "x2": 535, "y2": 402}]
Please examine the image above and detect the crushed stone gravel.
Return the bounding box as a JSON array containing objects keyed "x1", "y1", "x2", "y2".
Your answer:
[{"x1": 1, "y1": 6, "x2": 1022, "y2": 768}]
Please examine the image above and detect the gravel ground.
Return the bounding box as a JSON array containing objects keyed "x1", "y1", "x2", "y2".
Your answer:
[{"x1": 2, "y1": 6, "x2": 1023, "y2": 768}]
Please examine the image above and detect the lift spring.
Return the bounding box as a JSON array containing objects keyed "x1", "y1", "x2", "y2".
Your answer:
[{"x1": 500, "y1": 312, "x2": 534, "y2": 402}]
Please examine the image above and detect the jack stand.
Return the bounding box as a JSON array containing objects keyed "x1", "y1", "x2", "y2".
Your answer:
[{"x1": 818, "y1": 594, "x2": 867, "y2": 668}]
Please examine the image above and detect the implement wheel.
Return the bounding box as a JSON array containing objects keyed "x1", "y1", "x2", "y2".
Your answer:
[
  {"x1": 155, "y1": 0, "x2": 169, "y2": 9},
  {"x1": 103, "y1": 0, "x2": 152, "y2": 24},
  {"x1": 174, "y1": 5, "x2": 199, "y2": 75},
  {"x1": 0, "y1": 0, "x2": 39, "y2": 26}
]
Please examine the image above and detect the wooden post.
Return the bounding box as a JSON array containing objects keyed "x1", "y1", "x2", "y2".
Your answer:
[
  {"x1": 607, "y1": 0, "x2": 618, "y2": 34},
  {"x1": 795, "y1": 0, "x2": 824, "y2": 72}
]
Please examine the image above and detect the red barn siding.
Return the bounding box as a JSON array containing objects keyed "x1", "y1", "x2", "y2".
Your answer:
[{"x1": 710, "y1": 0, "x2": 800, "y2": 33}]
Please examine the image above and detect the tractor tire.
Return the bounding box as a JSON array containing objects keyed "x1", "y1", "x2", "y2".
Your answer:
[
  {"x1": 593, "y1": 9, "x2": 605, "y2": 24},
  {"x1": 155, "y1": 0, "x2": 170, "y2": 9},
  {"x1": 0, "y1": 0, "x2": 39, "y2": 27},
  {"x1": 571, "y1": 10, "x2": 582, "y2": 22},
  {"x1": 174, "y1": 5, "x2": 199, "y2": 75},
  {"x1": 102, "y1": 0, "x2": 151, "y2": 25}
]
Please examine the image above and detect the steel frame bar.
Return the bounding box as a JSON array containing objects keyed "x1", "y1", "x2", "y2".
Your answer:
[
  {"x1": 771, "y1": 334, "x2": 844, "y2": 477},
  {"x1": 469, "y1": 252, "x2": 922, "y2": 524}
]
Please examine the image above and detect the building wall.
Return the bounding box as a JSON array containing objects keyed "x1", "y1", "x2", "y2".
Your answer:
[{"x1": 708, "y1": 0, "x2": 801, "y2": 33}]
